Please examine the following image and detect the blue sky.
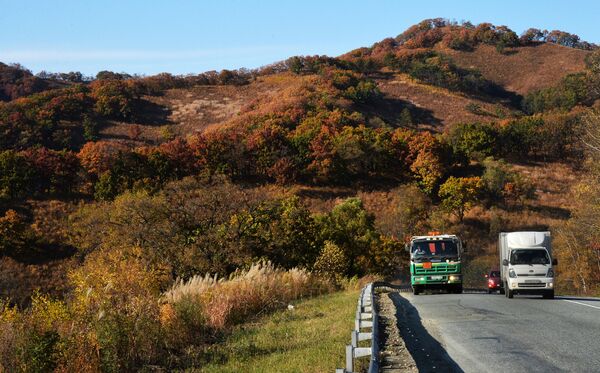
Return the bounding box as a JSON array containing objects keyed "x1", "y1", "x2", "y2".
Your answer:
[{"x1": 1, "y1": 0, "x2": 599, "y2": 76}]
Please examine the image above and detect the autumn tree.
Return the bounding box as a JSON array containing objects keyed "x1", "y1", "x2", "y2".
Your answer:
[
  {"x1": 22, "y1": 147, "x2": 80, "y2": 195},
  {"x1": 438, "y1": 176, "x2": 483, "y2": 221},
  {"x1": 0, "y1": 210, "x2": 30, "y2": 257},
  {"x1": 89, "y1": 79, "x2": 136, "y2": 120},
  {"x1": 78, "y1": 141, "x2": 129, "y2": 177},
  {"x1": 404, "y1": 131, "x2": 449, "y2": 195}
]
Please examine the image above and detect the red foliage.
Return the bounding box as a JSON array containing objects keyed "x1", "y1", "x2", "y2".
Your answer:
[
  {"x1": 190, "y1": 129, "x2": 248, "y2": 176},
  {"x1": 21, "y1": 147, "x2": 80, "y2": 193},
  {"x1": 156, "y1": 138, "x2": 198, "y2": 175},
  {"x1": 78, "y1": 141, "x2": 129, "y2": 176}
]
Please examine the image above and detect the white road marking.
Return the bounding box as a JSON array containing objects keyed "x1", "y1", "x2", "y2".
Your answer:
[{"x1": 561, "y1": 299, "x2": 600, "y2": 310}]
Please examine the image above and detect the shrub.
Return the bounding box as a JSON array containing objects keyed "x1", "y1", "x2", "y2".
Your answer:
[
  {"x1": 360, "y1": 184, "x2": 431, "y2": 241},
  {"x1": 68, "y1": 246, "x2": 167, "y2": 371},
  {"x1": 343, "y1": 80, "x2": 381, "y2": 104},
  {"x1": 313, "y1": 241, "x2": 348, "y2": 284}
]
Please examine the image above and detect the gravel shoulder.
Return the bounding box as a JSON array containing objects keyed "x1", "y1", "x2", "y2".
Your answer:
[{"x1": 376, "y1": 289, "x2": 418, "y2": 372}]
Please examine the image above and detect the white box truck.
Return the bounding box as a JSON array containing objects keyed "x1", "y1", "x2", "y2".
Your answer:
[{"x1": 499, "y1": 231, "x2": 556, "y2": 299}]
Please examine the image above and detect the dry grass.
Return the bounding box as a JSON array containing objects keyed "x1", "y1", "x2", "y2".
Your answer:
[
  {"x1": 441, "y1": 43, "x2": 589, "y2": 95},
  {"x1": 375, "y1": 73, "x2": 507, "y2": 131},
  {"x1": 163, "y1": 261, "x2": 332, "y2": 330}
]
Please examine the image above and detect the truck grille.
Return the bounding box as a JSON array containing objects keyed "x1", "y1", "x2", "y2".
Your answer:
[
  {"x1": 517, "y1": 283, "x2": 546, "y2": 288},
  {"x1": 415, "y1": 264, "x2": 458, "y2": 274}
]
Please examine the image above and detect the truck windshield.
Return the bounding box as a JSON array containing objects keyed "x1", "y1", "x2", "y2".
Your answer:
[
  {"x1": 412, "y1": 240, "x2": 458, "y2": 260},
  {"x1": 510, "y1": 249, "x2": 549, "y2": 265}
]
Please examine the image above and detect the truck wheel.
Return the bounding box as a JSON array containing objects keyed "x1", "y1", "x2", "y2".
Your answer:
[
  {"x1": 543, "y1": 290, "x2": 554, "y2": 299},
  {"x1": 487, "y1": 289, "x2": 492, "y2": 294},
  {"x1": 499, "y1": 288, "x2": 505, "y2": 295},
  {"x1": 455, "y1": 285, "x2": 463, "y2": 294},
  {"x1": 412, "y1": 286, "x2": 420, "y2": 295},
  {"x1": 507, "y1": 288, "x2": 514, "y2": 298}
]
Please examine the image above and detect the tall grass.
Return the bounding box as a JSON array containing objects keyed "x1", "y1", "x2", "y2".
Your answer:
[
  {"x1": 163, "y1": 261, "x2": 332, "y2": 330},
  {"x1": 0, "y1": 258, "x2": 334, "y2": 372}
]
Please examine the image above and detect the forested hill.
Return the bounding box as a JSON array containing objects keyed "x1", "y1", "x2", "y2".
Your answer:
[{"x1": 1, "y1": 18, "x2": 600, "y2": 371}]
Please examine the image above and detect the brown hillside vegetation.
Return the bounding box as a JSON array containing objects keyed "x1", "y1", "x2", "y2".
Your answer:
[
  {"x1": 1, "y1": 18, "x2": 600, "y2": 371},
  {"x1": 442, "y1": 43, "x2": 589, "y2": 95},
  {"x1": 374, "y1": 73, "x2": 508, "y2": 130}
]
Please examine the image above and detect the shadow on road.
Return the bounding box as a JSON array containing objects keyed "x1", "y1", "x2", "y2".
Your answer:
[{"x1": 389, "y1": 292, "x2": 464, "y2": 373}]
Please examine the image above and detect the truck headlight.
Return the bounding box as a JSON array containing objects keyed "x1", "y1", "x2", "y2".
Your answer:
[
  {"x1": 508, "y1": 268, "x2": 517, "y2": 278},
  {"x1": 449, "y1": 275, "x2": 459, "y2": 281},
  {"x1": 547, "y1": 268, "x2": 554, "y2": 278}
]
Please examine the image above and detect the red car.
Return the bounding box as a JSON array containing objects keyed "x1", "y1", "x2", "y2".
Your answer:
[{"x1": 485, "y1": 269, "x2": 503, "y2": 294}]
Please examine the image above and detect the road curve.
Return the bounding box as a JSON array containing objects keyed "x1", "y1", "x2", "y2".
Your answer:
[{"x1": 385, "y1": 291, "x2": 600, "y2": 372}]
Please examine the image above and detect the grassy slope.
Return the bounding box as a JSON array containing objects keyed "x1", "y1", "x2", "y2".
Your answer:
[
  {"x1": 441, "y1": 43, "x2": 589, "y2": 95},
  {"x1": 201, "y1": 289, "x2": 359, "y2": 373}
]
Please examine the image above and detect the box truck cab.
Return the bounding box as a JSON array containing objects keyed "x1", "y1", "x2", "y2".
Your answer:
[{"x1": 499, "y1": 231, "x2": 557, "y2": 299}]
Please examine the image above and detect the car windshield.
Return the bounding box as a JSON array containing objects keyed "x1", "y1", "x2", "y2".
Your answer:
[
  {"x1": 412, "y1": 240, "x2": 458, "y2": 259},
  {"x1": 490, "y1": 271, "x2": 500, "y2": 277},
  {"x1": 510, "y1": 249, "x2": 549, "y2": 265}
]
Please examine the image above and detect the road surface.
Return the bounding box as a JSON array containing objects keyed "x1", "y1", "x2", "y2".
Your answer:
[{"x1": 385, "y1": 291, "x2": 600, "y2": 372}]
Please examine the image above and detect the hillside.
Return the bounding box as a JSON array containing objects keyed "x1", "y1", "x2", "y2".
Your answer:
[
  {"x1": 0, "y1": 19, "x2": 599, "y2": 371},
  {"x1": 442, "y1": 43, "x2": 589, "y2": 95},
  {"x1": 105, "y1": 43, "x2": 589, "y2": 141}
]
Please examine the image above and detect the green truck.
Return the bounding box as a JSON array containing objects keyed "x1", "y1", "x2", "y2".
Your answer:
[{"x1": 406, "y1": 233, "x2": 465, "y2": 295}]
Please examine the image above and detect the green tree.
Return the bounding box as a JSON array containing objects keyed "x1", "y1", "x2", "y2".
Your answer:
[
  {"x1": 438, "y1": 176, "x2": 483, "y2": 221},
  {"x1": 83, "y1": 115, "x2": 99, "y2": 141},
  {"x1": 448, "y1": 122, "x2": 498, "y2": 161},
  {"x1": 313, "y1": 241, "x2": 348, "y2": 285},
  {"x1": 0, "y1": 150, "x2": 33, "y2": 199},
  {"x1": 399, "y1": 108, "x2": 414, "y2": 126},
  {"x1": 316, "y1": 198, "x2": 380, "y2": 275}
]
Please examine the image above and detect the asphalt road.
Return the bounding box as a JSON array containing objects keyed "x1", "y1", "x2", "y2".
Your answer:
[{"x1": 386, "y1": 291, "x2": 600, "y2": 372}]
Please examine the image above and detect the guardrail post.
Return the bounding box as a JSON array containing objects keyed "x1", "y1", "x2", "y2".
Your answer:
[{"x1": 345, "y1": 344, "x2": 354, "y2": 372}]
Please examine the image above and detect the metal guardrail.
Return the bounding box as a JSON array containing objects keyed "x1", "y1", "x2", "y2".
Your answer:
[
  {"x1": 335, "y1": 283, "x2": 489, "y2": 372},
  {"x1": 336, "y1": 282, "x2": 380, "y2": 373}
]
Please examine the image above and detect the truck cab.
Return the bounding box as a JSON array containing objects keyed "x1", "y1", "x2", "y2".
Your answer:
[
  {"x1": 407, "y1": 233, "x2": 465, "y2": 295},
  {"x1": 499, "y1": 232, "x2": 556, "y2": 299}
]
